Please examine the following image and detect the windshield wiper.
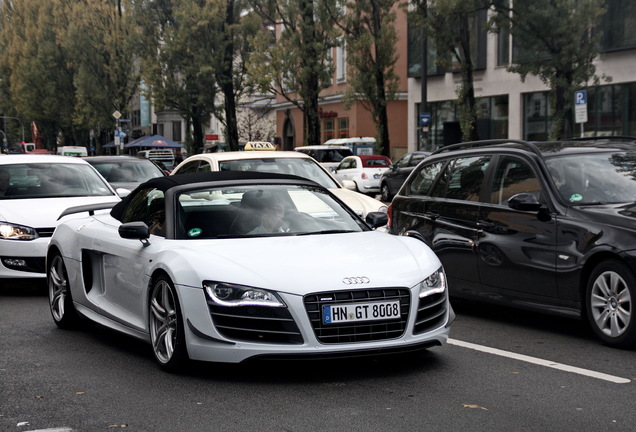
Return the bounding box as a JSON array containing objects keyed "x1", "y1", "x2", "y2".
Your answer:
[{"x1": 297, "y1": 229, "x2": 357, "y2": 236}]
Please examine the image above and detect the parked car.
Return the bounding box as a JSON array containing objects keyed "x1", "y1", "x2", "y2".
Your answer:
[
  {"x1": 171, "y1": 150, "x2": 387, "y2": 217},
  {"x1": 47, "y1": 171, "x2": 454, "y2": 370},
  {"x1": 83, "y1": 155, "x2": 167, "y2": 194},
  {"x1": 0, "y1": 154, "x2": 120, "y2": 278},
  {"x1": 294, "y1": 145, "x2": 354, "y2": 172},
  {"x1": 332, "y1": 155, "x2": 392, "y2": 196},
  {"x1": 380, "y1": 151, "x2": 430, "y2": 202},
  {"x1": 388, "y1": 138, "x2": 636, "y2": 348}
]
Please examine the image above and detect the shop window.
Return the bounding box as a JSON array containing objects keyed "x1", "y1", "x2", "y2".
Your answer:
[{"x1": 338, "y1": 118, "x2": 349, "y2": 138}]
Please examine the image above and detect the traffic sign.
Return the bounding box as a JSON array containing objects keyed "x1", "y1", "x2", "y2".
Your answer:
[
  {"x1": 419, "y1": 112, "x2": 431, "y2": 126},
  {"x1": 574, "y1": 90, "x2": 588, "y2": 124},
  {"x1": 112, "y1": 110, "x2": 122, "y2": 120}
]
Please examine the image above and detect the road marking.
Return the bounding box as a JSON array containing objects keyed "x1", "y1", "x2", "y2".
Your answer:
[
  {"x1": 23, "y1": 428, "x2": 73, "y2": 432},
  {"x1": 447, "y1": 338, "x2": 631, "y2": 384}
]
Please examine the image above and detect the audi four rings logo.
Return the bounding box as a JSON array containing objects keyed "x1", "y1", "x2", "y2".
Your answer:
[{"x1": 342, "y1": 276, "x2": 370, "y2": 285}]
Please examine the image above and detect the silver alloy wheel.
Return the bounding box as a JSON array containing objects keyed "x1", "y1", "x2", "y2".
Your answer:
[
  {"x1": 590, "y1": 270, "x2": 632, "y2": 338},
  {"x1": 49, "y1": 254, "x2": 68, "y2": 322},
  {"x1": 149, "y1": 279, "x2": 178, "y2": 364}
]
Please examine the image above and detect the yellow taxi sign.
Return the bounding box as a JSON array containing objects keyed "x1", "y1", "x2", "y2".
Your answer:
[{"x1": 244, "y1": 141, "x2": 276, "y2": 151}]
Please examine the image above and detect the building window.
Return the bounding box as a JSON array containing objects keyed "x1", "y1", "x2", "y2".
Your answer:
[
  {"x1": 336, "y1": 39, "x2": 346, "y2": 83},
  {"x1": 523, "y1": 92, "x2": 553, "y2": 141},
  {"x1": 172, "y1": 121, "x2": 182, "y2": 142},
  {"x1": 323, "y1": 119, "x2": 335, "y2": 142},
  {"x1": 338, "y1": 118, "x2": 349, "y2": 138},
  {"x1": 158, "y1": 123, "x2": 164, "y2": 137},
  {"x1": 601, "y1": 0, "x2": 636, "y2": 51}
]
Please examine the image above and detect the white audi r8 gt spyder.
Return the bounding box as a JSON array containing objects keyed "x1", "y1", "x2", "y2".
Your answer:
[{"x1": 47, "y1": 171, "x2": 454, "y2": 371}]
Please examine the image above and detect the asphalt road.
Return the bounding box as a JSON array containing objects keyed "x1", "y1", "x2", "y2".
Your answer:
[{"x1": 1, "y1": 279, "x2": 634, "y2": 432}]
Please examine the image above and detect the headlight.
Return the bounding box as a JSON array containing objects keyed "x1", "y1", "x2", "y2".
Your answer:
[
  {"x1": 417, "y1": 267, "x2": 447, "y2": 298},
  {"x1": 204, "y1": 282, "x2": 286, "y2": 307},
  {"x1": 0, "y1": 222, "x2": 38, "y2": 240}
]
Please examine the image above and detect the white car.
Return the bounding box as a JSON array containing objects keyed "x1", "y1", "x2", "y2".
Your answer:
[
  {"x1": 332, "y1": 155, "x2": 392, "y2": 195},
  {"x1": 46, "y1": 171, "x2": 454, "y2": 370},
  {"x1": 0, "y1": 154, "x2": 121, "y2": 278},
  {"x1": 171, "y1": 150, "x2": 387, "y2": 217},
  {"x1": 293, "y1": 145, "x2": 353, "y2": 172}
]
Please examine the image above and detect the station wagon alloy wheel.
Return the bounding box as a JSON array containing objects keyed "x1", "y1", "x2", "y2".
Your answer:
[
  {"x1": 149, "y1": 275, "x2": 188, "y2": 371},
  {"x1": 587, "y1": 260, "x2": 635, "y2": 348}
]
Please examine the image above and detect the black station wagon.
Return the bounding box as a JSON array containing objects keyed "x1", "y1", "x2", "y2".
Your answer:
[{"x1": 388, "y1": 138, "x2": 636, "y2": 348}]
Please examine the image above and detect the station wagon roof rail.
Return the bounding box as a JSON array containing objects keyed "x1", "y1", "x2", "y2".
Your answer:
[{"x1": 431, "y1": 139, "x2": 542, "y2": 157}]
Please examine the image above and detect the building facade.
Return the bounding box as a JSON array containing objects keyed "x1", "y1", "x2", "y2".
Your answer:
[
  {"x1": 408, "y1": 0, "x2": 636, "y2": 152},
  {"x1": 275, "y1": 2, "x2": 410, "y2": 161}
]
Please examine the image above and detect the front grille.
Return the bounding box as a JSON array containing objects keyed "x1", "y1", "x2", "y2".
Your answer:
[
  {"x1": 414, "y1": 291, "x2": 448, "y2": 334},
  {"x1": 208, "y1": 303, "x2": 303, "y2": 345},
  {"x1": 304, "y1": 288, "x2": 410, "y2": 344},
  {"x1": 36, "y1": 228, "x2": 55, "y2": 238}
]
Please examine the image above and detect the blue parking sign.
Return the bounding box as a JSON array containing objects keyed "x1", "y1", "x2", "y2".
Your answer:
[{"x1": 575, "y1": 90, "x2": 587, "y2": 105}]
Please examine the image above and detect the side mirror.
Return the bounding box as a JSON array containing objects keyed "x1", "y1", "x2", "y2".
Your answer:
[
  {"x1": 508, "y1": 193, "x2": 542, "y2": 212},
  {"x1": 365, "y1": 211, "x2": 389, "y2": 228},
  {"x1": 119, "y1": 221, "x2": 150, "y2": 240},
  {"x1": 116, "y1": 187, "x2": 132, "y2": 198},
  {"x1": 341, "y1": 179, "x2": 357, "y2": 191}
]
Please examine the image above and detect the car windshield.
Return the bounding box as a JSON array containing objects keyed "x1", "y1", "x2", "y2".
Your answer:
[
  {"x1": 218, "y1": 158, "x2": 340, "y2": 189},
  {"x1": 90, "y1": 160, "x2": 164, "y2": 183},
  {"x1": 545, "y1": 151, "x2": 636, "y2": 205},
  {"x1": 0, "y1": 163, "x2": 114, "y2": 199},
  {"x1": 177, "y1": 184, "x2": 367, "y2": 239}
]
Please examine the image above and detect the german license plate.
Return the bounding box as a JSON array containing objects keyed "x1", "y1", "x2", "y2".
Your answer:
[{"x1": 322, "y1": 300, "x2": 400, "y2": 324}]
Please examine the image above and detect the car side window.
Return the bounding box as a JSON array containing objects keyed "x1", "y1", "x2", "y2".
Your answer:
[
  {"x1": 410, "y1": 153, "x2": 427, "y2": 166},
  {"x1": 196, "y1": 161, "x2": 211, "y2": 172},
  {"x1": 177, "y1": 161, "x2": 199, "y2": 174},
  {"x1": 121, "y1": 187, "x2": 166, "y2": 236},
  {"x1": 430, "y1": 156, "x2": 491, "y2": 202},
  {"x1": 396, "y1": 155, "x2": 410, "y2": 168},
  {"x1": 407, "y1": 161, "x2": 444, "y2": 195},
  {"x1": 491, "y1": 157, "x2": 542, "y2": 205}
]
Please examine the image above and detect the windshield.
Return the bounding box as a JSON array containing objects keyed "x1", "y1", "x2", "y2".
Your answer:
[
  {"x1": 90, "y1": 160, "x2": 164, "y2": 183},
  {"x1": 218, "y1": 158, "x2": 340, "y2": 189},
  {"x1": 0, "y1": 163, "x2": 114, "y2": 199},
  {"x1": 545, "y1": 151, "x2": 636, "y2": 205},
  {"x1": 177, "y1": 184, "x2": 366, "y2": 239}
]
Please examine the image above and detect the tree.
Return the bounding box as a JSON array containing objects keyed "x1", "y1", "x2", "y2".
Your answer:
[
  {"x1": 211, "y1": 1, "x2": 262, "y2": 151},
  {"x1": 335, "y1": 0, "x2": 401, "y2": 157},
  {"x1": 490, "y1": 0, "x2": 607, "y2": 139},
  {"x1": 54, "y1": 0, "x2": 141, "y2": 149},
  {"x1": 136, "y1": 0, "x2": 220, "y2": 154},
  {"x1": 412, "y1": 0, "x2": 488, "y2": 142},
  {"x1": 0, "y1": 0, "x2": 78, "y2": 148},
  {"x1": 248, "y1": 0, "x2": 342, "y2": 146}
]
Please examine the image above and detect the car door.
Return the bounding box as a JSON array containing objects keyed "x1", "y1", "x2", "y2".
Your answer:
[
  {"x1": 334, "y1": 157, "x2": 356, "y2": 182},
  {"x1": 87, "y1": 187, "x2": 166, "y2": 331},
  {"x1": 394, "y1": 156, "x2": 490, "y2": 290},
  {"x1": 476, "y1": 155, "x2": 558, "y2": 298},
  {"x1": 423, "y1": 156, "x2": 491, "y2": 289}
]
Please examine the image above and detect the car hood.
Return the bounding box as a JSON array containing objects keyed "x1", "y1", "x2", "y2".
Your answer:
[
  {"x1": 0, "y1": 196, "x2": 120, "y2": 228},
  {"x1": 173, "y1": 231, "x2": 441, "y2": 295},
  {"x1": 329, "y1": 188, "x2": 386, "y2": 216}
]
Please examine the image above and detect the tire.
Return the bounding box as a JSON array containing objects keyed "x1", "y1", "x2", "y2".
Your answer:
[
  {"x1": 586, "y1": 260, "x2": 636, "y2": 348},
  {"x1": 149, "y1": 275, "x2": 188, "y2": 371},
  {"x1": 48, "y1": 252, "x2": 79, "y2": 329},
  {"x1": 380, "y1": 182, "x2": 392, "y2": 202}
]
